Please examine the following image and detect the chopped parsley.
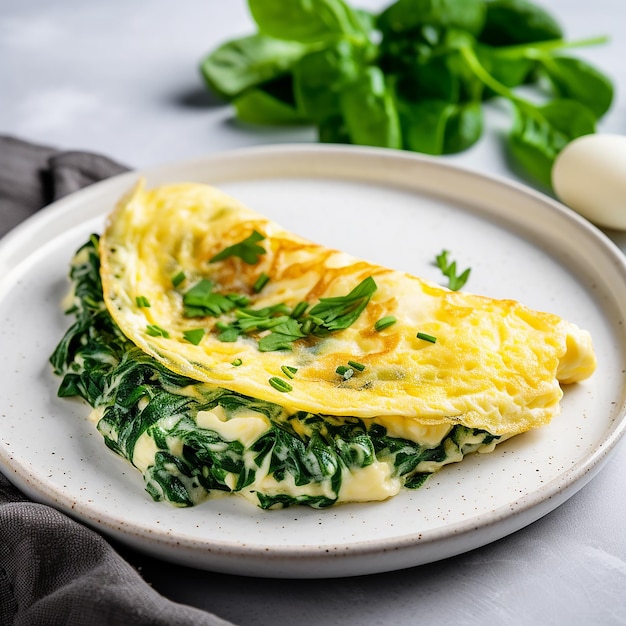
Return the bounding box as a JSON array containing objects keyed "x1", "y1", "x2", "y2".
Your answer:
[{"x1": 210, "y1": 230, "x2": 266, "y2": 265}]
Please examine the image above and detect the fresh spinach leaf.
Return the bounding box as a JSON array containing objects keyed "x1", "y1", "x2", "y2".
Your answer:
[
  {"x1": 318, "y1": 114, "x2": 352, "y2": 144},
  {"x1": 339, "y1": 67, "x2": 402, "y2": 148},
  {"x1": 476, "y1": 44, "x2": 536, "y2": 90},
  {"x1": 441, "y1": 100, "x2": 483, "y2": 153},
  {"x1": 478, "y1": 0, "x2": 562, "y2": 46},
  {"x1": 198, "y1": 0, "x2": 612, "y2": 191},
  {"x1": 398, "y1": 99, "x2": 454, "y2": 154},
  {"x1": 293, "y1": 39, "x2": 362, "y2": 123},
  {"x1": 538, "y1": 55, "x2": 614, "y2": 119},
  {"x1": 234, "y1": 87, "x2": 307, "y2": 125},
  {"x1": 377, "y1": 0, "x2": 487, "y2": 37},
  {"x1": 508, "y1": 99, "x2": 596, "y2": 188},
  {"x1": 399, "y1": 99, "x2": 481, "y2": 154},
  {"x1": 200, "y1": 34, "x2": 307, "y2": 99},
  {"x1": 248, "y1": 0, "x2": 366, "y2": 43},
  {"x1": 395, "y1": 52, "x2": 462, "y2": 103}
]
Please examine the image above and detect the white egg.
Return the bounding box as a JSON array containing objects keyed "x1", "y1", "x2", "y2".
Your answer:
[{"x1": 552, "y1": 133, "x2": 626, "y2": 230}]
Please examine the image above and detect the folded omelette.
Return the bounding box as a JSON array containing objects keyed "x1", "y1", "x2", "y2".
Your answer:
[{"x1": 51, "y1": 181, "x2": 596, "y2": 509}]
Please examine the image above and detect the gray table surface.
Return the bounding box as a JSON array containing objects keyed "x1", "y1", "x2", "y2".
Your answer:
[{"x1": 2, "y1": 1, "x2": 626, "y2": 624}]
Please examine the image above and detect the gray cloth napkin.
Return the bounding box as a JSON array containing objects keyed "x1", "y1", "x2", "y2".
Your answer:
[{"x1": 0, "y1": 135, "x2": 235, "y2": 626}]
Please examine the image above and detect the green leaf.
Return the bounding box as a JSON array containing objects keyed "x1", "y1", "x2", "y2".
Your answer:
[
  {"x1": 248, "y1": 0, "x2": 366, "y2": 43},
  {"x1": 233, "y1": 87, "x2": 307, "y2": 125},
  {"x1": 339, "y1": 67, "x2": 402, "y2": 148},
  {"x1": 538, "y1": 55, "x2": 614, "y2": 119},
  {"x1": 399, "y1": 99, "x2": 453, "y2": 154},
  {"x1": 258, "y1": 319, "x2": 306, "y2": 352},
  {"x1": 399, "y1": 99, "x2": 482, "y2": 155},
  {"x1": 509, "y1": 99, "x2": 596, "y2": 188},
  {"x1": 182, "y1": 280, "x2": 238, "y2": 317},
  {"x1": 199, "y1": 34, "x2": 307, "y2": 100},
  {"x1": 442, "y1": 100, "x2": 483, "y2": 153},
  {"x1": 182, "y1": 328, "x2": 206, "y2": 346},
  {"x1": 435, "y1": 250, "x2": 471, "y2": 290},
  {"x1": 293, "y1": 40, "x2": 362, "y2": 123},
  {"x1": 354, "y1": 8, "x2": 376, "y2": 34},
  {"x1": 308, "y1": 276, "x2": 377, "y2": 332},
  {"x1": 476, "y1": 44, "x2": 536, "y2": 90},
  {"x1": 318, "y1": 114, "x2": 351, "y2": 144},
  {"x1": 146, "y1": 324, "x2": 170, "y2": 338},
  {"x1": 210, "y1": 230, "x2": 266, "y2": 264},
  {"x1": 377, "y1": 0, "x2": 487, "y2": 37},
  {"x1": 394, "y1": 52, "x2": 461, "y2": 103},
  {"x1": 479, "y1": 0, "x2": 563, "y2": 47}
]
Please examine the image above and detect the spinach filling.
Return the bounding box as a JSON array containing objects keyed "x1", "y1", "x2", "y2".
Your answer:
[{"x1": 50, "y1": 236, "x2": 499, "y2": 509}]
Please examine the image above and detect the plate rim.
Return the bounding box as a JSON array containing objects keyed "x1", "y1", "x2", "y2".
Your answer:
[{"x1": 2, "y1": 143, "x2": 626, "y2": 577}]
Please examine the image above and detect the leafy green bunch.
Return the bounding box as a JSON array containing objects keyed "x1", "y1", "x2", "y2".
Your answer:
[{"x1": 200, "y1": 0, "x2": 613, "y2": 188}]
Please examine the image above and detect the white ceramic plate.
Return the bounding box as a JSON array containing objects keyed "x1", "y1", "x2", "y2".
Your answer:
[{"x1": 1, "y1": 145, "x2": 626, "y2": 579}]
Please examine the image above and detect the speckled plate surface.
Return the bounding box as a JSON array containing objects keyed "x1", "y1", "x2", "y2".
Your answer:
[{"x1": 1, "y1": 145, "x2": 625, "y2": 579}]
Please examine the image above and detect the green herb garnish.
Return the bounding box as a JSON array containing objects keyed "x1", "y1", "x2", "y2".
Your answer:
[
  {"x1": 204, "y1": 276, "x2": 376, "y2": 353},
  {"x1": 210, "y1": 230, "x2": 266, "y2": 265},
  {"x1": 258, "y1": 318, "x2": 306, "y2": 352},
  {"x1": 253, "y1": 272, "x2": 270, "y2": 293},
  {"x1": 183, "y1": 279, "x2": 239, "y2": 317},
  {"x1": 146, "y1": 324, "x2": 170, "y2": 338},
  {"x1": 335, "y1": 365, "x2": 354, "y2": 380},
  {"x1": 231, "y1": 358, "x2": 243, "y2": 366},
  {"x1": 308, "y1": 276, "x2": 377, "y2": 332},
  {"x1": 290, "y1": 301, "x2": 308, "y2": 319},
  {"x1": 171, "y1": 271, "x2": 186, "y2": 287},
  {"x1": 416, "y1": 332, "x2": 437, "y2": 344},
  {"x1": 268, "y1": 376, "x2": 293, "y2": 393},
  {"x1": 182, "y1": 328, "x2": 206, "y2": 345},
  {"x1": 347, "y1": 360, "x2": 365, "y2": 372},
  {"x1": 135, "y1": 296, "x2": 151, "y2": 308},
  {"x1": 435, "y1": 250, "x2": 471, "y2": 292},
  {"x1": 281, "y1": 365, "x2": 298, "y2": 379},
  {"x1": 374, "y1": 315, "x2": 396, "y2": 332}
]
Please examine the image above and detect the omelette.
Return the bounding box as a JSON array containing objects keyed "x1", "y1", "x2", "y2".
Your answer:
[{"x1": 50, "y1": 180, "x2": 596, "y2": 509}]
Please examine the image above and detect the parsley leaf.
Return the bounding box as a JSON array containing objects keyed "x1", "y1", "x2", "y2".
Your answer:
[
  {"x1": 210, "y1": 230, "x2": 266, "y2": 265},
  {"x1": 435, "y1": 250, "x2": 471, "y2": 291}
]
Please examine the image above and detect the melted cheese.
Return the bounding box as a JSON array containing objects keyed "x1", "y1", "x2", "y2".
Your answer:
[{"x1": 196, "y1": 406, "x2": 271, "y2": 446}]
